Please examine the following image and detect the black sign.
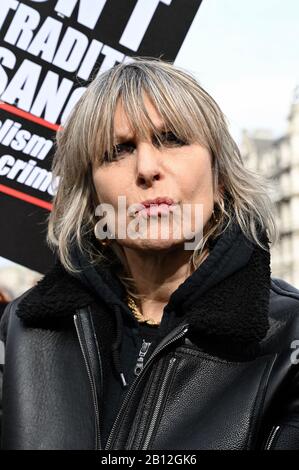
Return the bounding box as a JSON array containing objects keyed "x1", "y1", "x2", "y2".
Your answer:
[{"x1": 0, "y1": 0, "x2": 203, "y2": 273}]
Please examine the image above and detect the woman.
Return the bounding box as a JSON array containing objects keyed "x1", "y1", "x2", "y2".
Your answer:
[{"x1": 1, "y1": 57, "x2": 299, "y2": 450}]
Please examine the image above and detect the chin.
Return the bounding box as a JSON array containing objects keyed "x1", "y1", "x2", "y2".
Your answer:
[{"x1": 118, "y1": 237, "x2": 185, "y2": 252}]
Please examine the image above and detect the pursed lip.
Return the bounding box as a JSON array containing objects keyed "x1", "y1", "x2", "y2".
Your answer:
[
  {"x1": 140, "y1": 197, "x2": 175, "y2": 207},
  {"x1": 128, "y1": 197, "x2": 177, "y2": 217}
]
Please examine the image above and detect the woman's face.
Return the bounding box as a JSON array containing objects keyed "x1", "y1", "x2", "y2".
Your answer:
[{"x1": 92, "y1": 94, "x2": 216, "y2": 252}]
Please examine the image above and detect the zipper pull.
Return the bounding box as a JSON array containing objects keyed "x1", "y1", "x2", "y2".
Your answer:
[{"x1": 134, "y1": 339, "x2": 152, "y2": 376}]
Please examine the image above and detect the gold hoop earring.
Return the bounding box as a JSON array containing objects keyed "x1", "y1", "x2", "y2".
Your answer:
[
  {"x1": 212, "y1": 208, "x2": 219, "y2": 223},
  {"x1": 213, "y1": 197, "x2": 225, "y2": 224},
  {"x1": 99, "y1": 238, "x2": 112, "y2": 247},
  {"x1": 94, "y1": 221, "x2": 112, "y2": 247}
]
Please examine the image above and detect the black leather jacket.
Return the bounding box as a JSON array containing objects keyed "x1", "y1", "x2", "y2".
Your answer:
[
  {"x1": 1, "y1": 225, "x2": 299, "y2": 450},
  {"x1": 0, "y1": 276, "x2": 299, "y2": 450}
]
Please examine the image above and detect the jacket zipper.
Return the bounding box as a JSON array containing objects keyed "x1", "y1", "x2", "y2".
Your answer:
[
  {"x1": 73, "y1": 313, "x2": 102, "y2": 450},
  {"x1": 264, "y1": 425, "x2": 280, "y2": 449},
  {"x1": 142, "y1": 356, "x2": 178, "y2": 449},
  {"x1": 134, "y1": 340, "x2": 152, "y2": 376},
  {"x1": 105, "y1": 324, "x2": 189, "y2": 450}
]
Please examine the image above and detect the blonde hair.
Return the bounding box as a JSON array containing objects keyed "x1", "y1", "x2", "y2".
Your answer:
[{"x1": 47, "y1": 56, "x2": 278, "y2": 301}]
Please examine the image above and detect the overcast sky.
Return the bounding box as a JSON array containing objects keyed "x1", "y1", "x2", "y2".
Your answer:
[
  {"x1": 176, "y1": 0, "x2": 299, "y2": 142},
  {"x1": 1, "y1": 0, "x2": 298, "y2": 270}
]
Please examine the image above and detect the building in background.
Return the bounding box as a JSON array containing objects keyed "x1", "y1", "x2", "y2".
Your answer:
[{"x1": 241, "y1": 87, "x2": 299, "y2": 288}]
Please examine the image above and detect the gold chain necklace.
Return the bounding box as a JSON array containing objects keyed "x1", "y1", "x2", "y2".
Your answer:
[{"x1": 126, "y1": 294, "x2": 160, "y2": 326}]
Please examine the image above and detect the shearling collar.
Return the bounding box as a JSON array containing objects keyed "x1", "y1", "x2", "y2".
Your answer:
[
  {"x1": 15, "y1": 258, "x2": 98, "y2": 327},
  {"x1": 15, "y1": 224, "x2": 271, "y2": 357}
]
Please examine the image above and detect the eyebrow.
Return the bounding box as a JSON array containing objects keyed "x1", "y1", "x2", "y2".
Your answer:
[{"x1": 114, "y1": 124, "x2": 168, "y2": 142}]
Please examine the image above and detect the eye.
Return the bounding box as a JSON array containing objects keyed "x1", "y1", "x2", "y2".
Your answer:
[
  {"x1": 103, "y1": 142, "x2": 135, "y2": 162},
  {"x1": 156, "y1": 131, "x2": 187, "y2": 147},
  {"x1": 113, "y1": 142, "x2": 135, "y2": 157}
]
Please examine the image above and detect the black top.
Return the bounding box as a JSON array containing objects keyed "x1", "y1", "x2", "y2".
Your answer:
[{"x1": 137, "y1": 320, "x2": 160, "y2": 339}]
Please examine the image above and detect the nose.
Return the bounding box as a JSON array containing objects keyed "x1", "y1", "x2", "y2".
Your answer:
[{"x1": 135, "y1": 141, "x2": 162, "y2": 187}]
